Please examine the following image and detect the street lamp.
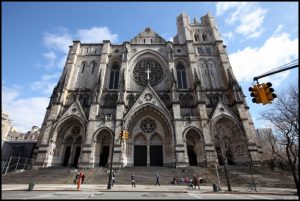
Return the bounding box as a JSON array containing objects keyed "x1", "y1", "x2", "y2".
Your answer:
[
  {"x1": 215, "y1": 158, "x2": 222, "y2": 191},
  {"x1": 247, "y1": 140, "x2": 257, "y2": 191},
  {"x1": 107, "y1": 131, "x2": 116, "y2": 189}
]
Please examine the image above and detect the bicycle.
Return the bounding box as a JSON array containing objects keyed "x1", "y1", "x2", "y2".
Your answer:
[{"x1": 247, "y1": 182, "x2": 261, "y2": 192}]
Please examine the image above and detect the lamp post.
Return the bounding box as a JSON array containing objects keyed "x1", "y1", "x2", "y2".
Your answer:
[
  {"x1": 247, "y1": 142, "x2": 257, "y2": 191},
  {"x1": 215, "y1": 158, "x2": 222, "y2": 191},
  {"x1": 107, "y1": 131, "x2": 116, "y2": 189}
]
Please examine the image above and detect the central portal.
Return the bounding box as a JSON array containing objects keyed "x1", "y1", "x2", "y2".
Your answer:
[{"x1": 134, "y1": 145, "x2": 147, "y2": 166}]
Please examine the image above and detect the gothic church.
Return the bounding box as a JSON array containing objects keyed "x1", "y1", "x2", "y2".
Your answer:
[{"x1": 34, "y1": 13, "x2": 262, "y2": 169}]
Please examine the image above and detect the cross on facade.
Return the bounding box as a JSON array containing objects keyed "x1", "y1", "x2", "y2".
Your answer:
[{"x1": 146, "y1": 68, "x2": 151, "y2": 80}]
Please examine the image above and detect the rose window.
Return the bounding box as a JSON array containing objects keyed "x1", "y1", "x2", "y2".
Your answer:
[
  {"x1": 133, "y1": 59, "x2": 163, "y2": 86},
  {"x1": 140, "y1": 118, "x2": 156, "y2": 133}
]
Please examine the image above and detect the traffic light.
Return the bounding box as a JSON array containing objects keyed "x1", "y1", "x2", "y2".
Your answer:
[
  {"x1": 261, "y1": 82, "x2": 277, "y2": 104},
  {"x1": 120, "y1": 131, "x2": 123, "y2": 139},
  {"x1": 123, "y1": 130, "x2": 129, "y2": 140},
  {"x1": 248, "y1": 84, "x2": 268, "y2": 104},
  {"x1": 249, "y1": 84, "x2": 261, "y2": 103}
]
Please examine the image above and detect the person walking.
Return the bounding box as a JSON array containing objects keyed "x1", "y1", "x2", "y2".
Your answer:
[
  {"x1": 155, "y1": 173, "x2": 160, "y2": 186},
  {"x1": 112, "y1": 171, "x2": 115, "y2": 187},
  {"x1": 193, "y1": 174, "x2": 200, "y2": 190},
  {"x1": 76, "y1": 171, "x2": 83, "y2": 190},
  {"x1": 131, "y1": 174, "x2": 136, "y2": 188},
  {"x1": 81, "y1": 172, "x2": 85, "y2": 184}
]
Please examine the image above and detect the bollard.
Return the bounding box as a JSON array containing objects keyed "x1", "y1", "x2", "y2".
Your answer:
[
  {"x1": 28, "y1": 181, "x2": 35, "y2": 191},
  {"x1": 212, "y1": 184, "x2": 218, "y2": 192}
]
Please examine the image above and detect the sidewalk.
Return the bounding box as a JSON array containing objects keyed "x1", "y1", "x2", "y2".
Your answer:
[{"x1": 2, "y1": 184, "x2": 297, "y2": 195}]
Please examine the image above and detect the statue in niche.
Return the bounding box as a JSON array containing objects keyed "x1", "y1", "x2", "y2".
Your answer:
[
  {"x1": 121, "y1": 139, "x2": 127, "y2": 155},
  {"x1": 167, "y1": 42, "x2": 174, "y2": 62}
]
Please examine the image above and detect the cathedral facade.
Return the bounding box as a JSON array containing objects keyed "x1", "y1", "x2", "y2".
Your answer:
[{"x1": 34, "y1": 13, "x2": 262, "y2": 169}]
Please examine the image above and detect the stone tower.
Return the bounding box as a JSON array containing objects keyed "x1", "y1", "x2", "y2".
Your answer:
[{"x1": 33, "y1": 13, "x2": 261, "y2": 169}]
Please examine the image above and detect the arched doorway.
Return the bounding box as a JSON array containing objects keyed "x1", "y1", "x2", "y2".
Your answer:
[
  {"x1": 134, "y1": 134, "x2": 147, "y2": 166},
  {"x1": 185, "y1": 129, "x2": 206, "y2": 166},
  {"x1": 213, "y1": 117, "x2": 248, "y2": 165},
  {"x1": 94, "y1": 129, "x2": 112, "y2": 167},
  {"x1": 59, "y1": 124, "x2": 84, "y2": 167},
  {"x1": 150, "y1": 134, "x2": 163, "y2": 166}
]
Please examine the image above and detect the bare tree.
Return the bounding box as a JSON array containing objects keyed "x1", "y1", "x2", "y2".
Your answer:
[
  {"x1": 260, "y1": 83, "x2": 299, "y2": 195},
  {"x1": 214, "y1": 120, "x2": 234, "y2": 192}
]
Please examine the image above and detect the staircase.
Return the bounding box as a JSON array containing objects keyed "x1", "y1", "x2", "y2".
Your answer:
[
  {"x1": 215, "y1": 165, "x2": 296, "y2": 188},
  {"x1": 2, "y1": 165, "x2": 296, "y2": 188}
]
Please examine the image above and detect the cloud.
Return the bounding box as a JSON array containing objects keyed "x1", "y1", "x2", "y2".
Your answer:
[
  {"x1": 216, "y1": 2, "x2": 267, "y2": 39},
  {"x1": 31, "y1": 72, "x2": 61, "y2": 95},
  {"x1": 2, "y1": 86, "x2": 49, "y2": 133},
  {"x1": 43, "y1": 32, "x2": 72, "y2": 53},
  {"x1": 77, "y1": 27, "x2": 118, "y2": 43},
  {"x1": 222, "y1": 31, "x2": 233, "y2": 45},
  {"x1": 235, "y1": 7, "x2": 267, "y2": 39},
  {"x1": 216, "y1": 2, "x2": 241, "y2": 16},
  {"x1": 43, "y1": 51, "x2": 57, "y2": 68},
  {"x1": 229, "y1": 32, "x2": 298, "y2": 84}
]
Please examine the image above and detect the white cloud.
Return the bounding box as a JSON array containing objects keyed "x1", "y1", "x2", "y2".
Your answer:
[
  {"x1": 229, "y1": 32, "x2": 298, "y2": 84},
  {"x1": 222, "y1": 31, "x2": 233, "y2": 45},
  {"x1": 274, "y1": 24, "x2": 284, "y2": 36},
  {"x1": 43, "y1": 32, "x2": 72, "y2": 53},
  {"x1": 216, "y1": 2, "x2": 267, "y2": 39},
  {"x1": 77, "y1": 27, "x2": 118, "y2": 43},
  {"x1": 43, "y1": 51, "x2": 57, "y2": 68},
  {"x1": 216, "y1": 2, "x2": 241, "y2": 16},
  {"x1": 31, "y1": 72, "x2": 61, "y2": 95},
  {"x1": 235, "y1": 7, "x2": 267, "y2": 39},
  {"x1": 168, "y1": 37, "x2": 173, "y2": 42},
  {"x1": 2, "y1": 86, "x2": 49, "y2": 132}
]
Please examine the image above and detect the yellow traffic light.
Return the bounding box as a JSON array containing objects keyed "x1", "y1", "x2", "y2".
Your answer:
[
  {"x1": 261, "y1": 82, "x2": 277, "y2": 104},
  {"x1": 120, "y1": 131, "x2": 123, "y2": 139},
  {"x1": 248, "y1": 84, "x2": 268, "y2": 104},
  {"x1": 123, "y1": 130, "x2": 129, "y2": 140}
]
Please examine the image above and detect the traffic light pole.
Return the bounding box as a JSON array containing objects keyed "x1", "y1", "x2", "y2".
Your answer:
[
  {"x1": 253, "y1": 64, "x2": 298, "y2": 81},
  {"x1": 107, "y1": 131, "x2": 116, "y2": 189}
]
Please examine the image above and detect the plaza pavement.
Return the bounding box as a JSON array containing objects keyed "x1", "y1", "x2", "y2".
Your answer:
[{"x1": 2, "y1": 184, "x2": 297, "y2": 195}]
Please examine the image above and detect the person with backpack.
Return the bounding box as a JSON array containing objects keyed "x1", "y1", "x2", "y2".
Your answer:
[{"x1": 131, "y1": 174, "x2": 136, "y2": 187}]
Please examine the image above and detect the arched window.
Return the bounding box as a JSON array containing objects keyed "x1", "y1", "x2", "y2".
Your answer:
[
  {"x1": 109, "y1": 62, "x2": 120, "y2": 89},
  {"x1": 176, "y1": 62, "x2": 187, "y2": 89},
  {"x1": 202, "y1": 33, "x2": 207, "y2": 41},
  {"x1": 194, "y1": 34, "x2": 199, "y2": 42},
  {"x1": 81, "y1": 61, "x2": 86, "y2": 73},
  {"x1": 91, "y1": 61, "x2": 96, "y2": 74}
]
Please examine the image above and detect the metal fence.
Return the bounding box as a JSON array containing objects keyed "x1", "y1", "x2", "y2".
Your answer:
[{"x1": 2, "y1": 156, "x2": 34, "y2": 175}]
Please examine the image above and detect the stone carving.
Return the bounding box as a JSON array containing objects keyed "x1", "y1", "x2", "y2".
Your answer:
[
  {"x1": 144, "y1": 93, "x2": 152, "y2": 101},
  {"x1": 133, "y1": 59, "x2": 163, "y2": 86},
  {"x1": 140, "y1": 118, "x2": 156, "y2": 133}
]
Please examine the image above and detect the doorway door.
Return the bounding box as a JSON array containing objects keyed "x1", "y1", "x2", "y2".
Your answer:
[
  {"x1": 150, "y1": 145, "x2": 163, "y2": 166},
  {"x1": 63, "y1": 146, "x2": 71, "y2": 167},
  {"x1": 134, "y1": 145, "x2": 147, "y2": 166},
  {"x1": 73, "y1": 146, "x2": 81, "y2": 167},
  {"x1": 99, "y1": 146, "x2": 109, "y2": 167},
  {"x1": 187, "y1": 145, "x2": 197, "y2": 166}
]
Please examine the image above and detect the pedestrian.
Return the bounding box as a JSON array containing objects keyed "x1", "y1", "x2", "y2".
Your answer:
[
  {"x1": 81, "y1": 172, "x2": 85, "y2": 184},
  {"x1": 76, "y1": 171, "x2": 83, "y2": 190},
  {"x1": 193, "y1": 174, "x2": 200, "y2": 190},
  {"x1": 155, "y1": 173, "x2": 160, "y2": 186},
  {"x1": 131, "y1": 174, "x2": 136, "y2": 188},
  {"x1": 112, "y1": 171, "x2": 115, "y2": 187}
]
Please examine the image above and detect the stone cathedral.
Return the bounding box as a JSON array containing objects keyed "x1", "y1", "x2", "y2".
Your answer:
[{"x1": 34, "y1": 13, "x2": 262, "y2": 169}]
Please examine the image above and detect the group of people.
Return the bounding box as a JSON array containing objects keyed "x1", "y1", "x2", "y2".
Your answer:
[
  {"x1": 74, "y1": 171, "x2": 203, "y2": 189},
  {"x1": 172, "y1": 175, "x2": 201, "y2": 189}
]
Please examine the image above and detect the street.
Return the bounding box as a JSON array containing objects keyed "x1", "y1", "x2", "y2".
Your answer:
[{"x1": 2, "y1": 191, "x2": 298, "y2": 200}]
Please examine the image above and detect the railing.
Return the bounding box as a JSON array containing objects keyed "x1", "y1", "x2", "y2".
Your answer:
[{"x1": 2, "y1": 156, "x2": 35, "y2": 175}]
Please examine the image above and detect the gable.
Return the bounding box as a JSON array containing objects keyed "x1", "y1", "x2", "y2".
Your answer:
[{"x1": 57, "y1": 98, "x2": 87, "y2": 123}]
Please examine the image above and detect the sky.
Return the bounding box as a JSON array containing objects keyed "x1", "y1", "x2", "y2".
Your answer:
[{"x1": 2, "y1": 2, "x2": 299, "y2": 132}]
